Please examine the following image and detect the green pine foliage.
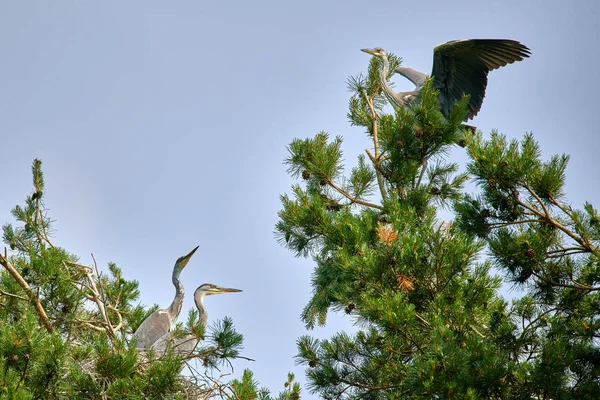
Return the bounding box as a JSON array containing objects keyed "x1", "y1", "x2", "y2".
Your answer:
[
  {"x1": 0, "y1": 159, "x2": 286, "y2": 399},
  {"x1": 455, "y1": 131, "x2": 600, "y2": 398},
  {"x1": 277, "y1": 55, "x2": 600, "y2": 398},
  {"x1": 228, "y1": 371, "x2": 301, "y2": 400}
]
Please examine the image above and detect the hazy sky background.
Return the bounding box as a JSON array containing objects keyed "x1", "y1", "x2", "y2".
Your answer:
[{"x1": 1, "y1": 0, "x2": 598, "y2": 396}]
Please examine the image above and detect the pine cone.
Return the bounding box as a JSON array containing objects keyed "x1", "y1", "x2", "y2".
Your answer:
[
  {"x1": 525, "y1": 248, "x2": 535, "y2": 258},
  {"x1": 302, "y1": 170, "x2": 310, "y2": 180}
]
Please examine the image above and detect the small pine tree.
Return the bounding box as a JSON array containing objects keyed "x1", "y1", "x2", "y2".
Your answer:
[{"x1": 229, "y1": 371, "x2": 301, "y2": 400}]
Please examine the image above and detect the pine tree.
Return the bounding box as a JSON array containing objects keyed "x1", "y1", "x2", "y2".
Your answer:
[
  {"x1": 276, "y1": 53, "x2": 600, "y2": 398},
  {"x1": 455, "y1": 131, "x2": 600, "y2": 399},
  {"x1": 0, "y1": 159, "x2": 286, "y2": 399}
]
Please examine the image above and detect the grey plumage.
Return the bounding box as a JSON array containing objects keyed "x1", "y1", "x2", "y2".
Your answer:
[
  {"x1": 150, "y1": 283, "x2": 242, "y2": 356},
  {"x1": 362, "y1": 39, "x2": 531, "y2": 120},
  {"x1": 132, "y1": 246, "x2": 198, "y2": 350}
]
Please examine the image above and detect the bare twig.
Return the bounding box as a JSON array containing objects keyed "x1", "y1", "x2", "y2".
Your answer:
[
  {"x1": 471, "y1": 326, "x2": 485, "y2": 338},
  {"x1": 91, "y1": 254, "x2": 114, "y2": 331},
  {"x1": 414, "y1": 312, "x2": 430, "y2": 327},
  {"x1": 546, "y1": 250, "x2": 589, "y2": 259},
  {"x1": 74, "y1": 318, "x2": 110, "y2": 332},
  {"x1": 546, "y1": 246, "x2": 587, "y2": 255},
  {"x1": 416, "y1": 159, "x2": 428, "y2": 189},
  {"x1": 65, "y1": 260, "x2": 124, "y2": 336}
]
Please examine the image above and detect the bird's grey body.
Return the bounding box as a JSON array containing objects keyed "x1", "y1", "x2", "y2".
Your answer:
[
  {"x1": 362, "y1": 39, "x2": 531, "y2": 121},
  {"x1": 132, "y1": 246, "x2": 199, "y2": 350},
  {"x1": 150, "y1": 283, "x2": 242, "y2": 356},
  {"x1": 150, "y1": 330, "x2": 198, "y2": 356}
]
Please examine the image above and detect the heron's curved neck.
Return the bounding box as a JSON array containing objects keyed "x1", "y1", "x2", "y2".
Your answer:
[
  {"x1": 194, "y1": 291, "x2": 208, "y2": 325},
  {"x1": 379, "y1": 55, "x2": 400, "y2": 108},
  {"x1": 380, "y1": 55, "x2": 390, "y2": 82},
  {"x1": 167, "y1": 268, "x2": 184, "y2": 322}
]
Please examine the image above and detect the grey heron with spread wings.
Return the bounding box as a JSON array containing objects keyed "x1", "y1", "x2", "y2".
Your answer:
[
  {"x1": 132, "y1": 246, "x2": 199, "y2": 350},
  {"x1": 361, "y1": 39, "x2": 531, "y2": 121}
]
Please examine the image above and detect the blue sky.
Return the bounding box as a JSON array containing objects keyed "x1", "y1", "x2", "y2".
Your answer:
[{"x1": 1, "y1": 0, "x2": 598, "y2": 396}]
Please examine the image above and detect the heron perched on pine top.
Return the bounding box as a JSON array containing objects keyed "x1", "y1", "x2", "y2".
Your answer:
[{"x1": 361, "y1": 39, "x2": 531, "y2": 121}]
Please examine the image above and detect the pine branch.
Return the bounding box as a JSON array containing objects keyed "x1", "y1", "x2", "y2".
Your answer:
[
  {"x1": 488, "y1": 219, "x2": 546, "y2": 228},
  {"x1": 365, "y1": 149, "x2": 388, "y2": 179},
  {"x1": 532, "y1": 269, "x2": 598, "y2": 292},
  {"x1": 520, "y1": 185, "x2": 597, "y2": 255},
  {"x1": 0, "y1": 249, "x2": 53, "y2": 333},
  {"x1": 362, "y1": 89, "x2": 388, "y2": 202},
  {"x1": 325, "y1": 177, "x2": 383, "y2": 210},
  {"x1": 0, "y1": 288, "x2": 28, "y2": 301}
]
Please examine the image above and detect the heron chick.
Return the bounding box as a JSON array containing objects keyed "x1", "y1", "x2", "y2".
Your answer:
[{"x1": 362, "y1": 39, "x2": 531, "y2": 121}]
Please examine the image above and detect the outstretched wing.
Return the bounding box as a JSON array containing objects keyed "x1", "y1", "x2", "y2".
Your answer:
[{"x1": 431, "y1": 39, "x2": 531, "y2": 120}]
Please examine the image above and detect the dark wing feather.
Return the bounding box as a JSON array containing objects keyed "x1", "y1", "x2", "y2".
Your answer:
[{"x1": 431, "y1": 39, "x2": 531, "y2": 120}]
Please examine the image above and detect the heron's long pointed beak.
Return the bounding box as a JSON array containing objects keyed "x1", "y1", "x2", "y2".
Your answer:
[
  {"x1": 185, "y1": 246, "x2": 199, "y2": 259},
  {"x1": 216, "y1": 287, "x2": 242, "y2": 293},
  {"x1": 361, "y1": 48, "x2": 378, "y2": 56},
  {"x1": 179, "y1": 245, "x2": 199, "y2": 269}
]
